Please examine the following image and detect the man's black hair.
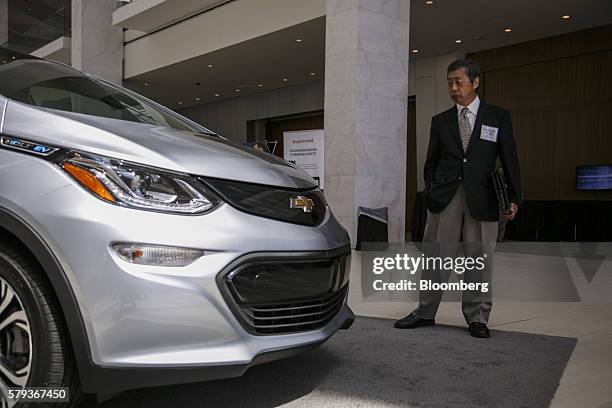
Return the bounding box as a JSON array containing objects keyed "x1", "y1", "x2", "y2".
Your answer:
[{"x1": 447, "y1": 58, "x2": 481, "y2": 83}]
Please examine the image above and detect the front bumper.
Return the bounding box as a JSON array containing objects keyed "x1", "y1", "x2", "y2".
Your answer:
[{"x1": 77, "y1": 304, "x2": 355, "y2": 394}]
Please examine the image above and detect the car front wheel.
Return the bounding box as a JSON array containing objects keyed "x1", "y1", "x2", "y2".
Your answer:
[{"x1": 0, "y1": 242, "x2": 82, "y2": 407}]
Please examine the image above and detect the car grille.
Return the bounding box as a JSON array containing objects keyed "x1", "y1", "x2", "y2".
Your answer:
[
  {"x1": 240, "y1": 286, "x2": 348, "y2": 335},
  {"x1": 219, "y1": 247, "x2": 351, "y2": 335},
  {"x1": 199, "y1": 177, "x2": 326, "y2": 226}
]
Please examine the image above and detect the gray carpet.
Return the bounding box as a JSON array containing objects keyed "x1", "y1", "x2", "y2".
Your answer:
[{"x1": 89, "y1": 317, "x2": 576, "y2": 408}]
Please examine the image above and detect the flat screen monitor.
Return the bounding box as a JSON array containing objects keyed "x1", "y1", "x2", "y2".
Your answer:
[{"x1": 576, "y1": 165, "x2": 612, "y2": 191}]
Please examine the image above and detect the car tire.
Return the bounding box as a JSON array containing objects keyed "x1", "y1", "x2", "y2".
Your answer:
[{"x1": 0, "y1": 242, "x2": 83, "y2": 407}]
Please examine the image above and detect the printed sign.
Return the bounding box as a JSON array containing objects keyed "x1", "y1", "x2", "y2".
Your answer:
[{"x1": 283, "y1": 129, "x2": 324, "y2": 189}]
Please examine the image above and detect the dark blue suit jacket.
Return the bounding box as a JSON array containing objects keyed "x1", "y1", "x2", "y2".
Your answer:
[{"x1": 423, "y1": 101, "x2": 522, "y2": 222}]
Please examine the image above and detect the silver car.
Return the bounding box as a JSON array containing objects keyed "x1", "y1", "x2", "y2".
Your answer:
[{"x1": 0, "y1": 48, "x2": 353, "y2": 406}]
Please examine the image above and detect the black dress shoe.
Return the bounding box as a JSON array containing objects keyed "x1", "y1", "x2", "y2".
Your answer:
[
  {"x1": 468, "y1": 322, "x2": 490, "y2": 338},
  {"x1": 394, "y1": 313, "x2": 435, "y2": 329}
]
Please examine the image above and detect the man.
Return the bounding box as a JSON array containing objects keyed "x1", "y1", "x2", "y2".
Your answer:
[
  {"x1": 395, "y1": 58, "x2": 522, "y2": 338},
  {"x1": 253, "y1": 141, "x2": 269, "y2": 152}
]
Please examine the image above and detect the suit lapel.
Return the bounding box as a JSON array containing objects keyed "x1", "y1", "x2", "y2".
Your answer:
[
  {"x1": 465, "y1": 102, "x2": 488, "y2": 156},
  {"x1": 448, "y1": 106, "x2": 464, "y2": 153}
]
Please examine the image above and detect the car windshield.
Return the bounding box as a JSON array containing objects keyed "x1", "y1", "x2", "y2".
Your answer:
[{"x1": 0, "y1": 48, "x2": 214, "y2": 134}]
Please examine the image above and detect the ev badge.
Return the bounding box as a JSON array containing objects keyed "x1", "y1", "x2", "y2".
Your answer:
[{"x1": 0, "y1": 137, "x2": 58, "y2": 156}]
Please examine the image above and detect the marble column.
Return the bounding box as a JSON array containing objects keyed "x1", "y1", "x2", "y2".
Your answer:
[
  {"x1": 71, "y1": 0, "x2": 123, "y2": 84},
  {"x1": 324, "y1": 0, "x2": 410, "y2": 244},
  {"x1": 0, "y1": 0, "x2": 8, "y2": 46}
]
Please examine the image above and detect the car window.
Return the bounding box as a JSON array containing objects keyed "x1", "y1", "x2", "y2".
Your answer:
[{"x1": 0, "y1": 49, "x2": 214, "y2": 134}]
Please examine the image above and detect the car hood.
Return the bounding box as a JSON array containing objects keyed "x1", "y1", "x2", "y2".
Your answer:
[{"x1": 2, "y1": 101, "x2": 316, "y2": 189}]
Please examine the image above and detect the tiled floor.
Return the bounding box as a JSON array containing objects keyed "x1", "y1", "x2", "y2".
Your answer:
[{"x1": 348, "y1": 250, "x2": 612, "y2": 408}]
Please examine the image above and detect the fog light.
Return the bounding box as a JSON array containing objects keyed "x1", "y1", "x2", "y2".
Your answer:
[{"x1": 112, "y1": 243, "x2": 204, "y2": 267}]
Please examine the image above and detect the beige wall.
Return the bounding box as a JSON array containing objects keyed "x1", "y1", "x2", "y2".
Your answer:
[
  {"x1": 124, "y1": 0, "x2": 326, "y2": 78},
  {"x1": 113, "y1": 0, "x2": 228, "y2": 32},
  {"x1": 177, "y1": 80, "x2": 324, "y2": 142}
]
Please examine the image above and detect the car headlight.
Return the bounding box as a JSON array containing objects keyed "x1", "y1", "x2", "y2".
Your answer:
[{"x1": 57, "y1": 151, "x2": 221, "y2": 214}]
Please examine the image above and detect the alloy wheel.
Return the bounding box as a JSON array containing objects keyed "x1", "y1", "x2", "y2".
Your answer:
[{"x1": 0, "y1": 278, "x2": 32, "y2": 408}]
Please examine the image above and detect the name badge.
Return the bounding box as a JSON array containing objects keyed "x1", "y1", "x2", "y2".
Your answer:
[{"x1": 480, "y1": 125, "x2": 498, "y2": 142}]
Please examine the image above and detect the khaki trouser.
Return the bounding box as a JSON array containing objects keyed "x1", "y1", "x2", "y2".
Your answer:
[{"x1": 414, "y1": 183, "x2": 498, "y2": 324}]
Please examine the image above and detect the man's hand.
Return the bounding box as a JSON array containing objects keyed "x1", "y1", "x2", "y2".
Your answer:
[{"x1": 503, "y1": 202, "x2": 519, "y2": 220}]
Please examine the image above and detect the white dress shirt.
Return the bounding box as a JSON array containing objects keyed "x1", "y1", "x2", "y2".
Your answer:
[{"x1": 456, "y1": 95, "x2": 480, "y2": 132}]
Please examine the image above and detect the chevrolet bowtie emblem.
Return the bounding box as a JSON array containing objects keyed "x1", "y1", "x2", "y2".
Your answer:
[{"x1": 290, "y1": 196, "x2": 315, "y2": 213}]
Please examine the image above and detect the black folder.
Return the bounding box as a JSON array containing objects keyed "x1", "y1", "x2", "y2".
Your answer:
[{"x1": 491, "y1": 168, "x2": 511, "y2": 214}]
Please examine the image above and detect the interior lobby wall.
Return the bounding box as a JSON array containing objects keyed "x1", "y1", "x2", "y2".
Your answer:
[
  {"x1": 178, "y1": 80, "x2": 324, "y2": 142},
  {"x1": 470, "y1": 24, "x2": 612, "y2": 201}
]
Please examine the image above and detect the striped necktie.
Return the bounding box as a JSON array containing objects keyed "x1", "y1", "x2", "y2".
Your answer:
[{"x1": 459, "y1": 107, "x2": 471, "y2": 152}]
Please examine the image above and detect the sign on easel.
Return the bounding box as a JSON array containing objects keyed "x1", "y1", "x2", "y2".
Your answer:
[{"x1": 283, "y1": 129, "x2": 324, "y2": 189}]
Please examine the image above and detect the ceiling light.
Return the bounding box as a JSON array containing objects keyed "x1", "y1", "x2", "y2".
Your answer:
[
  {"x1": 454, "y1": 39, "x2": 463, "y2": 44},
  {"x1": 562, "y1": 15, "x2": 570, "y2": 20},
  {"x1": 295, "y1": 39, "x2": 302, "y2": 43},
  {"x1": 178, "y1": 101, "x2": 183, "y2": 105},
  {"x1": 195, "y1": 97, "x2": 200, "y2": 101},
  {"x1": 425, "y1": 0, "x2": 433, "y2": 4},
  {"x1": 144, "y1": 83, "x2": 149, "y2": 86},
  {"x1": 235, "y1": 89, "x2": 240, "y2": 92},
  {"x1": 282, "y1": 78, "x2": 288, "y2": 82},
  {"x1": 411, "y1": 49, "x2": 419, "y2": 53},
  {"x1": 504, "y1": 28, "x2": 512, "y2": 32},
  {"x1": 257, "y1": 84, "x2": 264, "y2": 87},
  {"x1": 309, "y1": 72, "x2": 316, "y2": 76},
  {"x1": 207, "y1": 64, "x2": 213, "y2": 68},
  {"x1": 213, "y1": 92, "x2": 220, "y2": 97}
]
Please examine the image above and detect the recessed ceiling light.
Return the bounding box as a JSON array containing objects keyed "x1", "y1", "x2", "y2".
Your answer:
[
  {"x1": 282, "y1": 78, "x2": 288, "y2": 82},
  {"x1": 309, "y1": 72, "x2": 316, "y2": 76},
  {"x1": 425, "y1": 0, "x2": 433, "y2": 4},
  {"x1": 504, "y1": 28, "x2": 512, "y2": 32},
  {"x1": 454, "y1": 39, "x2": 463, "y2": 44},
  {"x1": 411, "y1": 49, "x2": 419, "y2": 53},
  {"x1": 295, "y1": 39, "x2": 302, "y2": 43},
  {"x1": 27, "y1": 8, "x2": 32, "y2": 11},
  {"x1": 178, "y1": 101, "x2": 183, "y2": 105},
  {"x1": 195, "y1": 97, "x2": 200, "y2": 101},
  {"x1": 235, "y1": 89, "x2": 240, "y2": 92},
  {"x1": 213, "y1": 92, "x2": 220, "y2": 97},
  {"x1": 207, "y1": 64, "x2": 214, "y2": 68},
  {"x1": 562, "y1": 15, "x2": 570, "y2": 20},
  {"x1": 144, "y1": 83, "x2": 149, "y2": 86},
  {"x1": 257, "y1": 84, "x2": 264, "y2": 87}
]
